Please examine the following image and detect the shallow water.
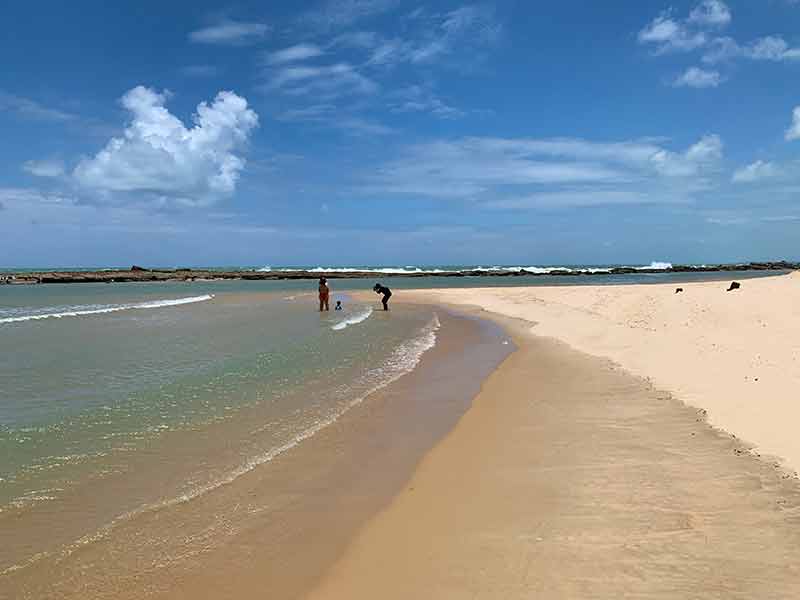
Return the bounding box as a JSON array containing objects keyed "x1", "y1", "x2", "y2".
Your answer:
[
  {"x1": 0, "y1": 284, "x2": 442, "y2": 574},
  {"x1": 0, "y1": 279, "x2": 515, "y2": 599}
]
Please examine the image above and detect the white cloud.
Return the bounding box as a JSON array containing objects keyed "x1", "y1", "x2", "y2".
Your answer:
[
  {"x1": 189, "y1": 19, "x2": 268, "y2": 45},
  {"x1": 301, "y1": 0, "x2": 400, "y2": 29},
  {"x1": 488, "y1": 190, "x2": 673, "y2": 209},
  {"x1": 673, "y1": 66, "x2": 723, "y2": 88},
  {"x1": 409, "y1": 4, "x2": 501, "y2": 64},
  {"x1": 362, "y1": 135, "x2": 722, "y2": 203},
  {"x1": 638, "y1": 12, "x2": 706, "y2": 53},
  {"x1": 732, "y1": 160, "x2": 780, "y2": 182},
  {"x1": 266, "y1": 44, "x2": 324, "y2": 64},
  {"x1": 761, "y1": 215, "x2": 800, "y2": 222},
  {"x1": 786, "y1": 106, "x2": 800, "y2": 140},
  {"x1": 685, "y1": 134, "x2": 723, "y2": 163},
  {"x1": 688, "y1": 0, "x2": 731, "y2": 27},
  {"x1": 389, "y1": 85, "x2": 465, "y2": 118},
  {"x1": 277, "y1": 104, "x2": 393, "y2": 136},
  {"x1": 278, "y1": 104, "x2": 337, "y2": 121},
  {"x1": 266, "y1": 63, "x2": 377, "y2": 98},
  {"x1": 329, "y1": 5, "x2": 501, "y2": 68},
  {"x1": 73, "y1": 86, "x2": 258, "y2": 205},
  {"x1": 700, "y1": 36, "x2": 740, "y2": 63},
  {"x1": 750, "y1": 36, "x2": 800, "y2": 61},
  {"x1": 0, "y1": 90, "x2": 77, "y2": 122},
  {"x1": 338, "y1": 117, "x2": 395, "y2": 136},
  {"x1": 23, "y1": 159, "x2": 65, "y2": 177},
  {"x1": 331, "y1": 31, "x2": 380, "y2": 49},
  {"x1": 703, "y1": 35, "x2": 800, "y2": 64}
]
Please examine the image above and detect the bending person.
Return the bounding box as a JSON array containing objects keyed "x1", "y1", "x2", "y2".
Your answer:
[{"x1": 373, "y1": 283, "x2": 392, "y2": 311}]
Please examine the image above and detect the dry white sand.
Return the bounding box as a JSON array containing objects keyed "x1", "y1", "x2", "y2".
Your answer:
[{"x1": 416, "y1": 272, "x2": 800, "y2": 472}]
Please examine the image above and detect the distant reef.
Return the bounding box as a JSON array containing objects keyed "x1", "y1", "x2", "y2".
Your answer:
[{"x1": 1, "y1": 262, "x2": 798, "y2": 285}]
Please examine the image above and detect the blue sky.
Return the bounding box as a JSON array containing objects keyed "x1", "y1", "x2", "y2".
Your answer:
[{"x1": 2, "y1": 0, "x2": 800, "y2": 267}]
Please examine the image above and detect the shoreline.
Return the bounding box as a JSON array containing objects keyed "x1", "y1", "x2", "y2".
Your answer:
[
  {"x1": 306, "y1": 299, "x2": 800, "y2": 599},
  {"x1": 0, "y1": 305, "x2": 512, "y2": 600},
  {"x1": 1, "y1": 261, "x2": 797, "y2": 285}
]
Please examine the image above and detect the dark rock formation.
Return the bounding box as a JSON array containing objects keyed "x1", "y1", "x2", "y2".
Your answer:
[
  {"x1": 3, "y1": 262, "x2": 797, "y2": 285},
  {"x1": 727, "y1": 281, "x2": 741, "y2": 292}
]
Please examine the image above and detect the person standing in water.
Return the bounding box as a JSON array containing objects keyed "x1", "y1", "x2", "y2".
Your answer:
[
  {"x1": 373, "y1": 283, "x2": 392, "y2": 311},
  {"x1": 318, "y1": 277, "x2": 330, "y2": 311}
]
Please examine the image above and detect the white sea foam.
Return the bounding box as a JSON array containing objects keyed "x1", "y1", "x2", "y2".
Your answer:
[
  {"x1": 331, "y1": 307, "x2": 373, "y2": 331},
  {"x1": 257, "y1": 265, "x2": 621, "y2": 275},
  {"x1": 283, "y1": 266, "x2": 448, "y2": 274},
  {"x1": 634, "y1": 261, "x2": 673, "y2": 271},
  {"x1": 0, "y1": 295, "x2": 213, "y2": 324}
]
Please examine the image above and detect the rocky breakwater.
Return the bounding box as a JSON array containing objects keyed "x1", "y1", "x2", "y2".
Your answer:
[{"x1": 1, "y1": 261, "x2": 798, "y2": 285}]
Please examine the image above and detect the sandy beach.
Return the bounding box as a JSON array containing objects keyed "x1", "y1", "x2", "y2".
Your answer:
[
  {"x1": 416, "y1": 271, "x2": 800, "y2": 473},
  {"x1": 308, "y1": 273, "x2": 800, "y2": 599}
]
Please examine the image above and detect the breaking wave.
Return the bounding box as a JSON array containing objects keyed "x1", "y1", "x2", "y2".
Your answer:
[
  {"x1": 256, "y1": 263, "x2": 675, "y2": 275},
  {"x1": 331, "y1": 307, "x2": 373, "y2": 331},
  {"x1": 0, "y1": 295, "x2": 214, "y2": 324},
  {"x1": 634, "y1": 261, "x2": 673, "y2": 270}
]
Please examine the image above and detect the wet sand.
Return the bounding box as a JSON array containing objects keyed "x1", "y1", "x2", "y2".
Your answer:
[{"x1": 308, "y1": 308, "x2": 800, "y2": 599}]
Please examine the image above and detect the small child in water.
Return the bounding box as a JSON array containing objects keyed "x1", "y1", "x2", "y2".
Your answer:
[{"x1": 335, "y1": 300, "x2": 342, "y2": 311}]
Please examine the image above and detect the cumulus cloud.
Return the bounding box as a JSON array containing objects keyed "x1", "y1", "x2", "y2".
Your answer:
[
  {"x1": 23, "y1": 159, "x2": 66, "y2": 177},
  {"x1": 786, "y1": 107, "x2": 800, "y2": 140},
  {"x1": 732, "y1": 160, "x2": 780, "y2": 183},
  {"x1": 266, "y1": 44, "x2": 324, "y2": 64},
  {"x1": 638, "y1": 1, "x2": 735, "y2": 57},
  {"x1": 189, "y1": 19, "x2": 268, "y2": 45},
  {"x1": 673, "y1": 66, "x2": 723, "y2": 88},
  {"x1": 73, "y1": 86, "x2": 258, "y2": 205},
  {"x1": 688, "y1": 0, "x2": 731, "y2": 27},
  {"x1": 638, "y1": 12, "x2": 707, "y2": 53}
]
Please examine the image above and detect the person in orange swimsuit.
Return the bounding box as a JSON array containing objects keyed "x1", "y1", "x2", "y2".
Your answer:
[{"x1": 318, "y1": 277, "x2": 330, "y2": 311}]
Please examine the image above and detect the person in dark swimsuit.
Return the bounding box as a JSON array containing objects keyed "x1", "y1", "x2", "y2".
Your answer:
[{"x1": 373, "y1": 283, "x2": 392, "y2": 311}]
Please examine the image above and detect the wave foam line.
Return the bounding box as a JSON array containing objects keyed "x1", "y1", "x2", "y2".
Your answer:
[
  {"x1": 0, "y1": 315, "x2": 441, "y2": 578},
  {"x1": 331, "y1": 307, "x2": 373, "y2": 331},
  {"x1": 0, "y1": 295, "x2": 214, "y2": 324},
  {"x1": 258, "y1": 264, "x2": 673, "y2": 275}
]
